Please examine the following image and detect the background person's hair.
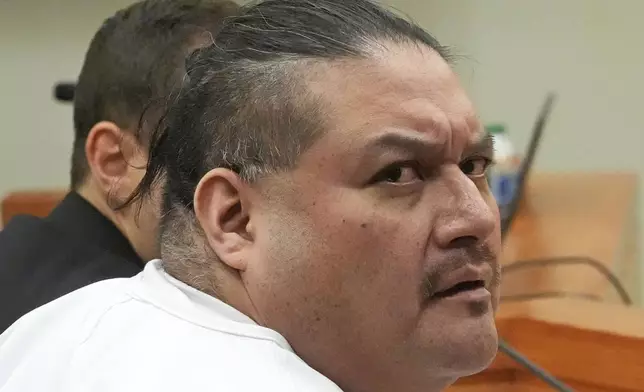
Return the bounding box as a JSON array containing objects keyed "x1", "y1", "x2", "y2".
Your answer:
[
  {"x1": 133, "y1": 0, "x2": 451, "y2": 291},
  {"x1": 70, "y1": 0, "x2": 239, "y2": 189}
]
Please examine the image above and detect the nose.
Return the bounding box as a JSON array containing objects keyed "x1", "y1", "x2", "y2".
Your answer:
[{"x1": 432, "y1": 172, "x2": 498, "y2": 249}]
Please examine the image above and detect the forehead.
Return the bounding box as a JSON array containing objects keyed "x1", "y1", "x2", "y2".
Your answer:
[{"x1": 304, "y1": 43, "x2": 481, "y2": 150}]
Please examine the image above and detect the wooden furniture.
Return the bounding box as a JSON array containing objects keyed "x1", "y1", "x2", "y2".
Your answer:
[
  {"x1": 500, "y1": 172, "x2": 640, "y2": 304},
  {"x1": 1, "y1": 189, "x2": 67, "y2": 227},
  {"x1": 448, "y1": 172, "x2": 642, "y2": 391},
  {"x1": 452, "y1": 299, "x2": 644, "y2": 391}
]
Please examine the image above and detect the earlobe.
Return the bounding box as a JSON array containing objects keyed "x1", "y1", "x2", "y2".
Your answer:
[{"x1": 194, "y1": 169, "x2": 254, "y2": 271}]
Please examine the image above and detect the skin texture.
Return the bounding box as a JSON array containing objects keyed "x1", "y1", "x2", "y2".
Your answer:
[{"x1": 194, "y1": 43, "x2": 502, "y2": 392}]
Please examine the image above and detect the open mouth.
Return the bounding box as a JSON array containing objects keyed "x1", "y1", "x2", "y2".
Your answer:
[{"x1": 434, "y1": 280, "x2": 486, "y2": 298}]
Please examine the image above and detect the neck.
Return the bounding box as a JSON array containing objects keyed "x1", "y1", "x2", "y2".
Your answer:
[
  {"x1": 178, "y1": 259, "x2": 265, "y2": 325},
  {"x1": 76, "y1": 184, "x2": 117, "y2": 222},
  {"x1": 75, "y1": 184, "x2": 140, "y2": 258}
]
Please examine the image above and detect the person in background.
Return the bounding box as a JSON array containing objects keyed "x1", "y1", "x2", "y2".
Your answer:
[
  {"x1": 0, "y1": 0, "x2": 239, "y2": 332},
  {"x1": 0, "y1": 0, "x2": 502, "y2": 391}
]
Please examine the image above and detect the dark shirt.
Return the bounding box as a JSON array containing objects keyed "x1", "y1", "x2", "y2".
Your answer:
[{"x1": 0, "y1": 192, "x2": 143, "y2": 332}]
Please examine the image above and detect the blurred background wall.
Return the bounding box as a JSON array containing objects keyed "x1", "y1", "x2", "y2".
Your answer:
[
  {"x1": 1, "y1": 0, "x2": 641, "y2": 257},
  {"x1": 0, "y1": 0, "x2": 135, "y2": 191}
]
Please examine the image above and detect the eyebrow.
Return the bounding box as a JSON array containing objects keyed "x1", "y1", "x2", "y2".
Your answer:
[
  {"x1": 363, "y1": 131, "x2": 493, "y2": 158},
  {"x1": 467, "y1": 132, "x2": 494, "y2": 155},
  {"x1": 362, "y1": 131, "x2": 445, "y2": 158}
]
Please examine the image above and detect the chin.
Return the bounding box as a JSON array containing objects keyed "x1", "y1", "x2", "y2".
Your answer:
[
  {"x1": 414, "y1": 318, "x2": 499, "y2": 379},
  {"x1": 446, "y1": 325, "x2": 499, "y2": 377}
]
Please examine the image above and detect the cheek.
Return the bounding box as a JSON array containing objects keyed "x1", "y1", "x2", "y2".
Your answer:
[
  {"x1": 303, "y1": 190, "x2": 429, "y2": 285},
  {"x1": 481, "y1": 188, "x2": 502, "y2": 310},
  {"x1": 253, "y1": 188, "x2": 432, "y2": 339}
]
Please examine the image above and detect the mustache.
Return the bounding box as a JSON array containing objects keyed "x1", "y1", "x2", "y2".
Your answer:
[{"x1": 420, "y1": 244, "x2": 500, "y2": 300}]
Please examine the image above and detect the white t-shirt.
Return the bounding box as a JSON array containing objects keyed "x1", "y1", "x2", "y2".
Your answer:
[{"x1": 0, "y1": 260, "x2": 343, "y2": 392}]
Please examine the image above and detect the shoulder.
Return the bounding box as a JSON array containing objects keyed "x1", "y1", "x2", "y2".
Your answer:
[
  {"x1": 0, "y1": 215, "x2": 59, "y2": 287},
  {"x1": 0, "y1": 214, "x2": 54, "y2": 256},
  {"x1": 3, "y1": 277, "x2": 136, "y2": 338},
  {"x1": 71, "y1": 327, "x2": 343, "y2": 392},
  {"x1": 0, "y1": 281, "x2": 342, "y2": 392},
  {"x1": 0, "y1": 278, "x2": 144, "y2": 388},
  {"x1": 0, "y1": 218, "x2": 141, "y2": 331},
  {"x1": 0, "y1": 215, "x2": 69, "y2": 330}
]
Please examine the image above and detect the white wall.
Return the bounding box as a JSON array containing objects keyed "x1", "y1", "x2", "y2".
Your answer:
[{"x1": 0, "y1": 0, "x2": 136, "y2": 194}]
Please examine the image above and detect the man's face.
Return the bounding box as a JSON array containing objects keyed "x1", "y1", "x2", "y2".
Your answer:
[{"x1": 245, "y1": 44, "x2": 501, "y2": 392}]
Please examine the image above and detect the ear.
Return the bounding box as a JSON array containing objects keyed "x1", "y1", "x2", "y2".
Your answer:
[
  {"x1": 85, "y1": 121, "x2": 145, "y2": 200},
  {"x1": 194, "y1": 168, "x2": 254, "y2": 272}
]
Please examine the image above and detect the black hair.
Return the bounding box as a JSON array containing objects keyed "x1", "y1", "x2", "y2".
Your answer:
[
  {"x1": 70, "y1": 0, "x2": 239, "y2": 189},
  {"x1": 132, "y1": 0, "x2": 450, "y2": 282}
]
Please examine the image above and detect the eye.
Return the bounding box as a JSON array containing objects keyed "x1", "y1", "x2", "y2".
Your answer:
[
  {"x1": 459, "y1": 156, "x2": 492, "y2": 177},
  {"x1": 371, "y1": 162, "x2": 422, "y2": 184}
]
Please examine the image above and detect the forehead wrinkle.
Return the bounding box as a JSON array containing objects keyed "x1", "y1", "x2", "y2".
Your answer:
[
  {"x1": 397, "y1": 98, "x2": 451, "y2": 137},
  {"x1": 299, "y1": 44, "x2": 475, "y2": 158}
]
